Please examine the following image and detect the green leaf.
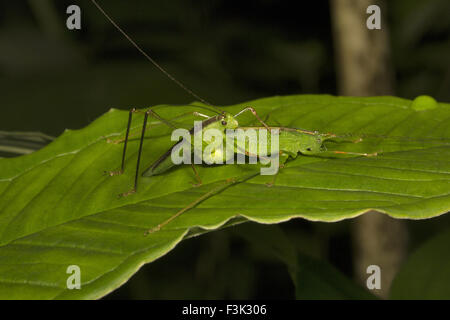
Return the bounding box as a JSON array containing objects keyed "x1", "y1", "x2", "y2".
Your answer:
[
  {"x1": 0, "y1": 94, "x2": 449, "y2": 299},
  {"x1": 390, "y1": 228, "x2": 450, "y2": 299}
]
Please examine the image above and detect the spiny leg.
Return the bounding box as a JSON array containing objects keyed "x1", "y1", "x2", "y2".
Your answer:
[
  {"x1": 235, "y1": 106, "x2": 271, "y2": 131},
  {"x1": 263, "y1": 149, "x2": 376, "y2": 188},
  {"x1": 119, "y1": 109, "x2": 152, "y2": 197},
  {"x1": 105, "y1": 107, "x2": 173, "y2": 177},
  {"x1": 328, "y1": 135, "x2": 363, "y2": 144},
  {"x1": 145, "y1": 177, "x2": 237, "y2": 235},
  {"x1": 105, "y1": 108, "x2": 136, "y2": 176},
  {"x1": 249, "y1": 112, "x2": 271, "y2": 126},
  {"x1": 144, "y1": 172, "x2": 262, "y2": 235},
  {"x1": 323, "y1": 134, "x2": 378, "y2": 157},
  {"x1": 332, "y1": 150, "x2": 378, "y2": 157},
  {"x1": 107, "y1": 108, "x2": 218, "y2": 196}
]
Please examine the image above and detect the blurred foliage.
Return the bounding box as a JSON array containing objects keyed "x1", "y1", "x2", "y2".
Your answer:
[
  {"x1": 390, "y1": 227, "x2": 450, "y2": 299},
  {"x1": 391, "y1": 0, "x2": 450, "y2": 100},
  {"x1": 0, "y1": 0, "x2": 449, "y2": 299}
]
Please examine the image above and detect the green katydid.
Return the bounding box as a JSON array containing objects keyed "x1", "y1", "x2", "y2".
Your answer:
[
  {"x1": 91, "y1": 0, "x2": 444, "y2": 234},
  {"x1": 105, "y1": 105, "x2": 375, "y2": 196},
  {"x1": 92, "y1": 0, "x2": 374, "y2": 184}
]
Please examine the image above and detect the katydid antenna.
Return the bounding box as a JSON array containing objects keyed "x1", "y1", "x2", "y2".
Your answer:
[{"x1": 90, "y1": 0, "x2": 223, "y2": 114}]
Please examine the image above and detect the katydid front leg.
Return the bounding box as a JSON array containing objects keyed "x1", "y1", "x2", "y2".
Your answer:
[
  {"x1": 105, "y1": 108, "x2": 136, "y2": 176},
  {"x1": 234, "y1": 106, "x2": 270, "y2": 130},
  {"x1": 105, "y1": 108, "x2": 163, "y2": 197},
  {"x1": 105, "y1": 109, "x2": 210, "y2": 196}
]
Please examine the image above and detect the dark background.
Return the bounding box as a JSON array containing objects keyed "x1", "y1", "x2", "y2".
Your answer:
[
  {"x1": 2, "y1": 0, "x2": 449, "y2": 136},
  {"x1": 1, "y1": 0, "x2": 449, "y2": 299}
]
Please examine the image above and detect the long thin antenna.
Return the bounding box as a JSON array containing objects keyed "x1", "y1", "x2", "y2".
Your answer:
[{"x1": 90, "y1": 0, "x2": 218, "y2": 111}]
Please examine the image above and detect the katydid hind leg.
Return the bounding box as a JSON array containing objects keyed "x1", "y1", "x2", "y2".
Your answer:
[
  {"x1": 320, "y1": 133, "x2": 378, "y2": 157},
  {"x1": 144, "y1": 173, "x2": 259, "y2": 235},
  {"x1": 145, "y1": 178, "x2": 238, "y2": 234},
  {"x1": 331, "y1": 150, "x2": 378, "y2": 157},
  {"x1": 328, "y1": 135, "x2": 364, "y2": 144}
]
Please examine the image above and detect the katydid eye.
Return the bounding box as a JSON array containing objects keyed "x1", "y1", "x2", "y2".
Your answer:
[
  {"x1": 306, "y1": 147, "x2": 312, "y2": 151},
  {"x1": 221, "y1": 120, "x2": 227, "y2": 125}
]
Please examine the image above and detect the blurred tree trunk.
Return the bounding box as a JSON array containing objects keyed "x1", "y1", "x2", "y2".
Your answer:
[{"x1": 330, "y1": 0, "x2": 408, "y2": 298}]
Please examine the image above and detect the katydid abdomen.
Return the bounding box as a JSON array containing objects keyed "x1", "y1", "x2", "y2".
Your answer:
[
  {"x1": 142, "y1": 126, "x2": 336, "y2": 178},
  {"x1": 232, "y1": 127, "x2": 336, "y2": 162}
]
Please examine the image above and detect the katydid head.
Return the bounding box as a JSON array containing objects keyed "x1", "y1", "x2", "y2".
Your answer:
[
  {"x1": 200, "y1": 112, "x2": 239, "y2": 133},
  {"x1": 219, "y1": 112, "x2": 239, "y2": 130}
]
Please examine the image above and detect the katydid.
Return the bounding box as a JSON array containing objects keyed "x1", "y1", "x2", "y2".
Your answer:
[
  {"x1": 105, "y1": 108, "x2": 265, "y2": 197},
  {"x1": 90, "y1": 0, "x2": 443, "y2": 234},
  {"x1": 105, "y1": 104, "x2": 375, "y2": 198},
  {"x1": 93, "y1": 0, "x2": 374, "y2": 194}
]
